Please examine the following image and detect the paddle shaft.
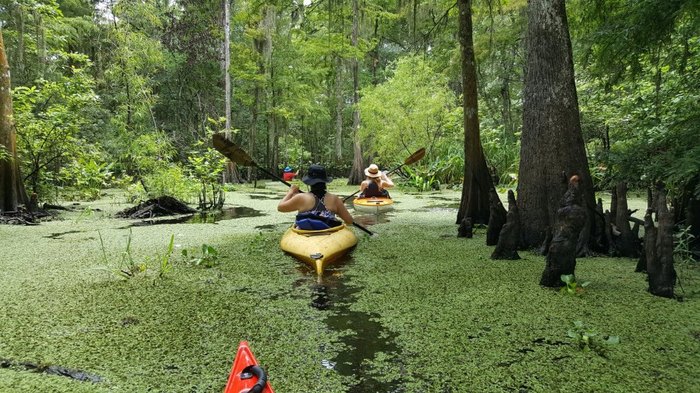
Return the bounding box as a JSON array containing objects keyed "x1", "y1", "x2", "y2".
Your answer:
[
  {"x1": 212, "y1": 133, "x2": 373, "y2": 235},
  {"x1": 255, "y1": 164, "x2": 292, "y2": 187}
]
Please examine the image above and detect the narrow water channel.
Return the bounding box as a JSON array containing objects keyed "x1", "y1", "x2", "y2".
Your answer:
[{"x1": 304, "y1": 259, "x2": 405, "y2": 393}]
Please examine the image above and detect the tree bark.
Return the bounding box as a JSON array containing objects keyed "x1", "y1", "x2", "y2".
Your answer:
[
  {"x1": 15, "y1": 3, "x2": 25, "y2": 85},
  {"x1": 456, "y1": 0, "x2": 505, "y2": 225},
  {"x1": 491, "y1": 190, "x2": 521, "y2": 260},
  {"x1": 0, "y1": 30, "x2": 29, "y2": 213},
  {"x1": 486, "y1": 187, "x2": 507, "y2": 245},
  {"x1": 347, "y1": 0, "x2": 364, "y2": 184},
  {"x1": 540, "y1": 176, "x2": 586, "y2": 287},
  {"x1": 334, "y1": 56, "x2": 344, "y2": 161},
  {"x1": 517, "y1": 0, "x2": 597, "y2": 252},
  {"x1": 614, "y1": 181, "x2": 640, "y2": 257},
  {"x1": 647, "y1": 187, "x2": 677, "y2": 299}
]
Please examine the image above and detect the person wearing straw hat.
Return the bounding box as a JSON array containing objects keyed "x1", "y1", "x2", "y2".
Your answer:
[
  {"x1": 359, "y1": 163, "x2": 394, "y2": 198},
  {"x1": 278, "y1": 164, "x2": 354, "y2": 230}
]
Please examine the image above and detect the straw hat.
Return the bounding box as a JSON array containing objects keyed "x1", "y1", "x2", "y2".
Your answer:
[{"x1": 364, "y1": 164, "x2": 382, "y2": 178}]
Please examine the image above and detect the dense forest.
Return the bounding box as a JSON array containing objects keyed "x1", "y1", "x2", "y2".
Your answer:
[
  {"x1": 0, "y1": 0, "x2": 698, "y2": 265},
  {"x1": 1, "y1": 1, "x2": 700, "y2": 391}
]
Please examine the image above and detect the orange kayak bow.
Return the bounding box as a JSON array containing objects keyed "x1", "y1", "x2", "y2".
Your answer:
[{"x1": 223, "y1": 341, "x2": 274, "y2": 393}]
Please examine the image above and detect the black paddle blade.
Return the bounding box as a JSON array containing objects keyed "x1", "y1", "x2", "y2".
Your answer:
[
  {"x1": 212, "y1": 133, "x2": 257, "y2": 167},
  {"x1": 404, "y1": 147, "x2": 426, "y2": 165}
]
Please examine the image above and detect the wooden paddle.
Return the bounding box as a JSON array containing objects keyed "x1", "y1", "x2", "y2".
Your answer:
[
  {"x1": 343, "y1": 147, "x2": 426, "y2": 202},
  {"x1": 212, "y1": 133, "x2": 374, "y2": 236}
]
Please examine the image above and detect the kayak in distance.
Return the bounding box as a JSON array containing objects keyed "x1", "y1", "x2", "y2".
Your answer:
[
  {"x1": 280, "y1": 223, "x2": 358, "y2": 275},
  {"x1": 352, "y1": 197, "x2": 394, "y2": 214}
]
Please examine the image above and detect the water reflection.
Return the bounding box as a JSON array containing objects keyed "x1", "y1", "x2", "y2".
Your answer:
[
  {"x1": 128, "y1": 206, "x2": 264, "y2": 226},
  {"x1": 353, "y1": 213, "x2": 391, "y2": 227},
  {"x1": 297, "y1": 260, "x2": 405, "y2": 392}
]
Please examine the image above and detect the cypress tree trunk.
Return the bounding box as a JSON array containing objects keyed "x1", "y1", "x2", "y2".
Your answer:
[
  {"x1": 517, "y1": 0, "x2": 597, "y2": 252},
  {"x1": 614, "y1": 182, "x2": 640, "y2": 257},
  {"x1": 491, "y1": 190, "x2": 521, "y2": 260},
  {"x1": 334, "y1": 56, "x2": 344, "y2": 161},
  {"x1": 0, "y1": 30, "x2": 29, "y2": 212},
  {"x1": 347, "y1": 0, "x2": 364, "y2": 184},
  {"x1": 540, "y1": 176, "x2": 586, "y2": 287},
  {"x1": 455, "y1": 0, "x2": 505, "y2": 225},
  {"x1": 647, "y1": 187, "x2": 677, "y2": 298}
]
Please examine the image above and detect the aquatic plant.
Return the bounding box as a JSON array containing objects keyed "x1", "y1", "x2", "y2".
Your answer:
[
  {"x1": 155, "y1": 234, "x2": 175, "y2": 278},
  {"x1": 182, "y1": 243, "x2": 220, "y2": 268},
  {"x1": 567, "y1": 320, "x2": 620, "y2": 357},
  {"x1": 117, "y1": 229, "x2": 147, "y2": 278},
  {"x1": 98, "y1": 229, "x2": 174, "y2": 279},
  {"x1": 560, "y1": 274, "x2": 590, "y2": 295}
]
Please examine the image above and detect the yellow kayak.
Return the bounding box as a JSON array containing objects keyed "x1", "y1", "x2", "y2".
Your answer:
[
  {"x1": 353, "y1": 197, "x2": 394, "y2": 213},
  {"x1": 280, "y1": 224, "x2": 358, "y2": 275}
]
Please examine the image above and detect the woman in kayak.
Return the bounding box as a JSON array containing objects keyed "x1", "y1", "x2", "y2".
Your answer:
[
  {"x1": 359, "y1": 163, "x2": 394, "y2": 198},
  {"x1": 278, "y1": 164, "x2": 354, "y2": 229}
]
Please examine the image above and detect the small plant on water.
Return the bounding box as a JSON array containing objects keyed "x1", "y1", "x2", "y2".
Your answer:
[
  {"x1": 153, "y1": 234, "x2": 175, "y2": 278},
  {"x1": 567, "y1": 320, "x2": 619, "y2": 357},
  {"x1": 560, "y1": 274, "x2": 590, "y2": 295},
  {"x1": 98, "y1": 229, "x2": 174, "y2": 279},
  {"x1": 182, "y1": 244, "x2": 220, "y2": 268}
]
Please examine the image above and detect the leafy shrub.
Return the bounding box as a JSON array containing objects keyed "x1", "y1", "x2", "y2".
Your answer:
[
  {"x1": 141, "y1": 165, "x2": 198, "y2": 202},
  {"x1": 187, "y1": 141, "x2": 227, "y2": 210},
  {"x1": 59, "y1": 147, "x2": 114, "y2": 201}
]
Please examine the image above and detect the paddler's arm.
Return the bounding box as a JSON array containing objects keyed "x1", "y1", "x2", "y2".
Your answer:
[
  {"x1": 331, "y1": 195, "x2": 354, "y2": 224},
  {"x1": 278, "y1": 185, "x2": 302, "y2": 212},
  {"x1": 381, "y1": 171, "x2": 394, "y2": 188}
]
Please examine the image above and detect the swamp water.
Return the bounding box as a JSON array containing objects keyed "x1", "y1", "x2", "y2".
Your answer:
[{"x1": 295, "y1": 257, "x2": 405, "y2": 393}]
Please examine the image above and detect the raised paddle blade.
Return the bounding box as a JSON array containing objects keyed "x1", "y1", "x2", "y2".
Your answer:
[
  {"x1": 212, "y1": 133, "x2": 257, "y2": 167},
  {"x1": 404, "y1": 147, "x2": 426, "y2": 165}
]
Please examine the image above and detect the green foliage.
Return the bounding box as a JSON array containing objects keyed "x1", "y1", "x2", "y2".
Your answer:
[
  {"x1": 0, "y1": 146, "x2": 9, "y2": 163},
  {"x1": 567, "y1": 320, "x2": 620, "y2": 357},
  {"x1": 141, "y1": 165, "x2": 197, "y2": 202},
  {"x1": 123, "y1": 132, "x2": 197, "y2": 202},
  {"x1": 116, "y1": 229, "x2": 147, "y2": 279},
  {"x1": 359, "y1": 56, "x2": 461, "y2": 164},
  {"x1": 156, "y1": 234, "x2": 175, "y2": 278},
  {"x1": 187, "y1": 139, "x2": 227, "y2": 210},
  {"x1": 181, "y1": 244, "x2": 220, "y2": 268},
  {"x1": 481, "y1": 127, "x2": 520, "y2": 186},
  {"x1": 58, "y1": 146, "x2": 113, "y2": 201},
  {"x1": 401, "y1": 165, "x2": 440, "y2": 192},
  {"x1": 12, "y1": 53, "x2": 102, "y2": 199},
  {"x1": 674, "y1": 225, "x2": 697, "y2": 264},
  {"x1": 281, "y1": 138, "x2": 311, "y2": 171},
  {"x1": 560, "y1": 274, "x2": 591, "y2": 296},
  {"x1": 574, "y1": 1, "x2": 700, "y2": 197}
]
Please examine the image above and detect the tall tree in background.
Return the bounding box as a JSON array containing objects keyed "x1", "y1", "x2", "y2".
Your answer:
[
  {"x1": 0, "y1": 29, "x2": 29, "y2": 212},
  {"x1": 347, "y1": 0, "x2": 364, "y2": 184},
  {"x1": 456, "y1": 0, "x2": 505, "y2": 225},
  {"x1": 517, "y1": 0, "x2": 597, "y2": 252}
]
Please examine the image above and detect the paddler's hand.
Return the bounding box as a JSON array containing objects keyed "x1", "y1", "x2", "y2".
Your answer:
[
  {"x1": 284, "y1": 185, "x2": 300, "y2": 198},
  {"x1": 280, "y1": 184, "x2": 300, "y2": 204}
]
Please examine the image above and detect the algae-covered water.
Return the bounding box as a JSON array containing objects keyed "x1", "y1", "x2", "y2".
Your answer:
[{"x1": 0, "y1": 183, "x2": 698, "y2": 392}]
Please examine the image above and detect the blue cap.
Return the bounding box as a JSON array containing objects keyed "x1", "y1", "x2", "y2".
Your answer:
[{"x1": 284, "y1": 166, "x2": 293, "y2": 172}]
